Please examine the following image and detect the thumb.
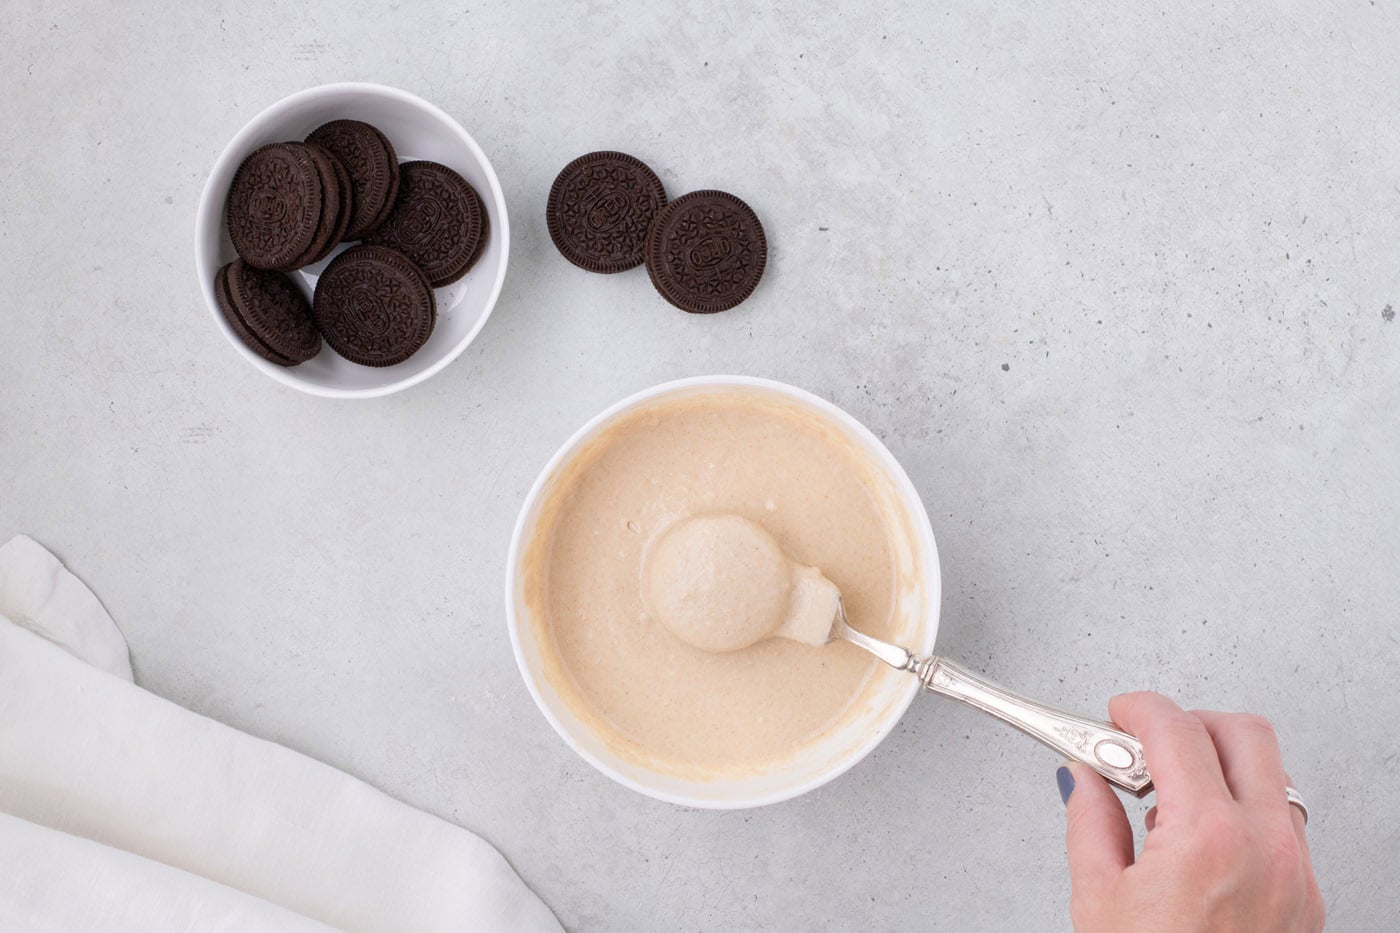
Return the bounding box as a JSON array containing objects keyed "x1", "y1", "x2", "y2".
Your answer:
[{"x1": 1060, "y1": 762, "x2": 1134, "y2": 902}]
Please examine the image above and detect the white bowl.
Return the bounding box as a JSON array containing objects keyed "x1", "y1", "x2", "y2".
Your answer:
[
  {"x1": 505, "y1": 376, "x2": 942, "y2": 809},
  {"x1": 194, "y1": 83, "x2": 509, "y2": 398}
]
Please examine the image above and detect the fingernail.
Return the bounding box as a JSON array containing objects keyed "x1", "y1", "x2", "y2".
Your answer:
[{"x1": 1056, "y1": 765, "x2": 1075, "y2": 805}]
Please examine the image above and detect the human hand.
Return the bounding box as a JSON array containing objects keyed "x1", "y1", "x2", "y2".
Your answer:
[{"x1": 1058, "y1": 692, "x2": 1323, "y2": 932}]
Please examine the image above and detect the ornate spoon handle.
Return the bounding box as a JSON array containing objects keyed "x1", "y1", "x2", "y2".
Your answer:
[{"x1": 917, "y1": 656, "x2": 1153, "y2": 797}]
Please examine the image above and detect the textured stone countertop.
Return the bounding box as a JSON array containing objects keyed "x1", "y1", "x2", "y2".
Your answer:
[{"x1": 2, "y1": 2, "x2": 1396, "y2": 929}]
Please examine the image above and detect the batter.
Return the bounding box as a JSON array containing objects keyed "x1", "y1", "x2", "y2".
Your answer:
[{"x1": 523, "y1": 389, "x2": 907, "y2": 777}]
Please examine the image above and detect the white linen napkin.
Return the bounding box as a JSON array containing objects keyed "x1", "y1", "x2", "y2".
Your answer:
[
  {"x1": 0, "y1": 535, "x2": 562, "y2": 933},
  {"x1": 0, "y1": 812, "x2": 336, "y2": 932},
  {"x1": 0, "y1": 534, "x2": 132, "y2": 680}
]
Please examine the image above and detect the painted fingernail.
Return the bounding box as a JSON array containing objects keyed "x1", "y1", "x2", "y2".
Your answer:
[{"x1": 1056, "y1": 765, "x2": 1075, "y2": 805}]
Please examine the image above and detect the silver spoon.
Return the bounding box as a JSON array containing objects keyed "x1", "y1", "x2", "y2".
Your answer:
[{"x1": 829, "y1": 600, "x2": 1153, "y2": 796}]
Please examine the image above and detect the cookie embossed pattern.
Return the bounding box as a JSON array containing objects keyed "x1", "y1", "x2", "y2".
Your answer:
[
  {"x1": 312, "y1": 245, "x2": 437, "y2": 368},
  {"x1": 195, "y1": 83, "x2": 510, "y2": 398},
  {"x1": 225, "y1": 144, "x2": 324, "y2": 272},
  {"x1": 645, "y1": 190, "x2": 767, "y2": 314},
  {"x1": 547, "y1": 151, "x2": 667, "y2": 273},
  {"x1": 366, "y1": 161, "x2": 488, "y2": 287},
  {"x1": 305, "y1": 119, "x2": 400, "y2": 240},
  {"x1": 215, "y1": 259, "x2": 321, "y2": 366}
]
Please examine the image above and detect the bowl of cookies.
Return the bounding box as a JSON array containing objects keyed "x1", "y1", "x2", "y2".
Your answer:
[{"x1": 194, "y1": 82, "x2": 509, "y2": 398}]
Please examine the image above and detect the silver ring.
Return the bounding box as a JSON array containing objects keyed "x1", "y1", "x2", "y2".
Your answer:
[{"x1": 1285, "y1": 786, "x2": 1308, "y2": 825}]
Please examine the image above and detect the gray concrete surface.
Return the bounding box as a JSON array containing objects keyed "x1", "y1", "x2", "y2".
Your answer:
[{"x1": 2, "y1": 1, "x2": 1397, "y2": 929}]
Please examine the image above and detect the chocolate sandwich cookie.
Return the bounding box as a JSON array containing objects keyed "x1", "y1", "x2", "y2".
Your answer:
[
  {"x1": 305, "y1": 119, "x2": 400, "y2": 241},
  {"x1": 324, "y1": 147, "x2": 354, "y2": 250},
  {"x1": 644, "y1": 190, "x2": 767, "y2": 314},
  {"x1": 215, "y1": 265, "x2": 291, "y2": 365},
  {"x1": 364, "y1": 161, "x2": 486, "y2": 287},
  {"x1": 290, "y1": 143, "x2": 347, "y2": 268},
  {"x1": 226, "y1": 143, "x2": 324, "y2": 271},
  {"x1": 305, "y1": 143, "x2": 353, "y2": 263},
  {"x1": 214, "y1": 259, "x2": 320, "y2": 366},
  {"x1": 312, "y1": 245, "x2": 436, "y2": 367},
  {"x1": 546, "y1": 151, "x2": 667, "y2": 273}
]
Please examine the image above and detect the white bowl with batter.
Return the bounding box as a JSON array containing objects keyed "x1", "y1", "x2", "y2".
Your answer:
[{"x1": 505, "y1": 376, "x2": 941, "y2": 809}]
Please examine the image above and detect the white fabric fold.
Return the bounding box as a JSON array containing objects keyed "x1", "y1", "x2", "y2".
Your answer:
[
  {"x1": 0, "y1": 534, "x2": 132, "y2": 680},
  {"x1": 0, "y1": 535, "x2": 562, "y2": 933},
  {"x1": 0, "y1": 812, "x2": 336, "y2": 932}
]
